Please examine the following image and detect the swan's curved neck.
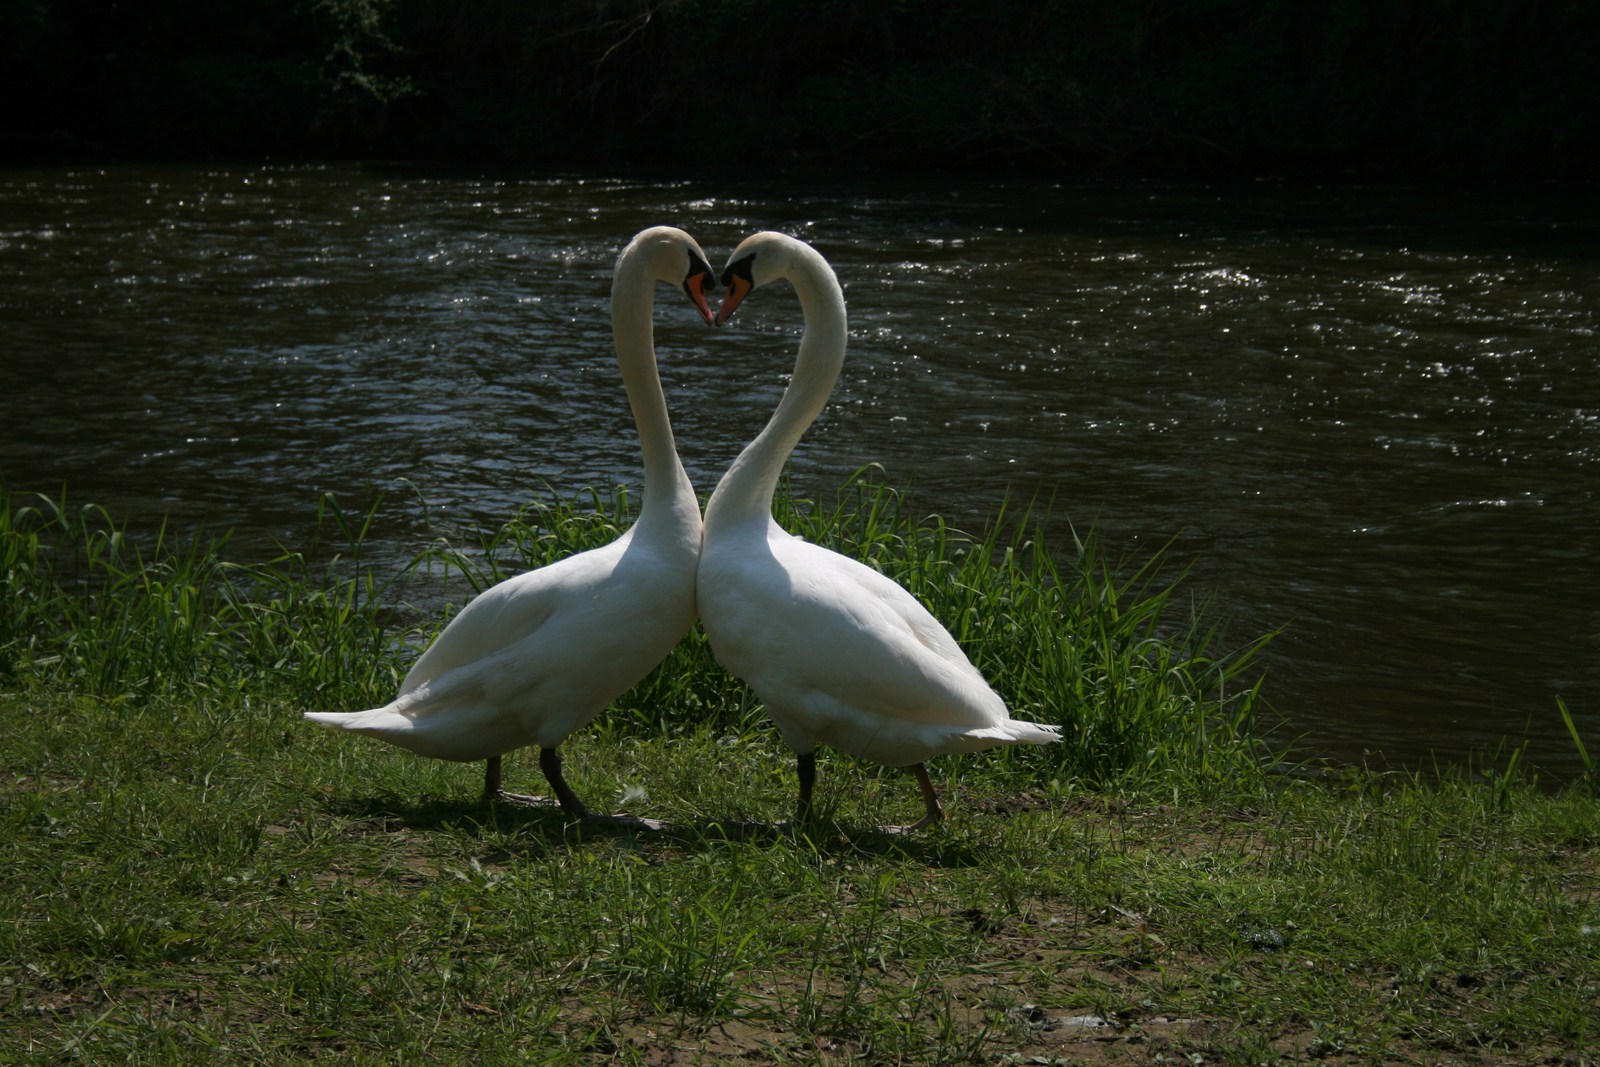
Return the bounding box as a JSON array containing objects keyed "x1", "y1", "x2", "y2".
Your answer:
[
  {"x1": 705, "y1": 245, "x2": 847, "y2": 532},
  {"x1": 611, "y1": 254, "x2": 695, "y2": 524}
]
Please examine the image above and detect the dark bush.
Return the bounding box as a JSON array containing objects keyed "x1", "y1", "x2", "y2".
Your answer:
[{"x1": 3, "y1": 0, "x2": 1594, "y2": 178}]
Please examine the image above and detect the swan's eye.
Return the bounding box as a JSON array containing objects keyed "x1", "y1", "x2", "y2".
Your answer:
[
  {"x1": 685, "y1": 250, "x2": 715, "y2": 286},
  {"x1": 721, "y1": 252, "x2": 756, "y2": 290}
]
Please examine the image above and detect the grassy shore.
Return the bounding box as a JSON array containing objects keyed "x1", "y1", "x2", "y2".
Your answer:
[{"x1": 2, "y1": 480, "x2": 1596, "y2": 1064}]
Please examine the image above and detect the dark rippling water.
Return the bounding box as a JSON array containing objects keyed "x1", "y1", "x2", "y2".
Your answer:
[{"x1": 2, "y1": 165, "x2": 1596, "y2": 779}]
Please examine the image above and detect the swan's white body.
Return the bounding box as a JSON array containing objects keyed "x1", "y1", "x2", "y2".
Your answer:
[
  {"x1": 698, "y1": 232, "x2": 1059, "y2": 826},
  {"x1": 306, "y1": 227, "x2": 712, "y2": 811}
]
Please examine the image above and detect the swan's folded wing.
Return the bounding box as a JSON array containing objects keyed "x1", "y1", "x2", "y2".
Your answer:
[
  {"x1": 399, "y1": 541, "x2": 622, "y2": 691},
  {"x1": 306, "y1": 576, "x2": 689, "y2": 761},
  {"x1": 730, "y1": 540, "x2": 1010, "y2": 730}
]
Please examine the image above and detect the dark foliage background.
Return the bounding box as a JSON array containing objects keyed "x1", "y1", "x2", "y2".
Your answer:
[{"x1": 4, "y1": 0, "x2": 1596, "y2": 178}]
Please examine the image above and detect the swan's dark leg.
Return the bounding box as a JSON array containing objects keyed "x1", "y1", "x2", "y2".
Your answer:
[
  {"x1": 795, "y1": 751, "x2": 817, "y2": 824},
  {"x1": 541, "y1": 746, "x2": 666, "y2": 829},
  {"x1": 487, "y1": 747, "x2": 660, "y2": 829},
  {"x1": 485, "y1": 752, "x2": 560, "y2": 809},
  {"x1": 882, "y1": 763, "x2": 945, "y2": 833},
  {"x1": 907, "y1": 763, "x2": 945, "y2": 830},
  {"x1": 538, "y1": 746, "x2": 591, "y2": 818}
]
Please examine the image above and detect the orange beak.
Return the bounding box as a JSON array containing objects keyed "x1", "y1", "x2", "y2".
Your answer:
[
  {"x1": 683, "y1": 272, "x2": 715, "y2": 325},
  {"x1": 715, "y1": 274, "x2": 752, "y2": 327}
]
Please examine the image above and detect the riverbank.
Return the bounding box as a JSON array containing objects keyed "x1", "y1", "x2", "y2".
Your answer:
[{"x1": 2, "y1": 482, "x2": 1596, "y2": 1062}]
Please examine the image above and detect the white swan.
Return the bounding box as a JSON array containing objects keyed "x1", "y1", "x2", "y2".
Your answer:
[
  {"x1": 698, "y1": 231, "x2": 1060, "y2": 831},
  {"x1": 306, "y1": 226, "x2": 715, "y2": 819}
]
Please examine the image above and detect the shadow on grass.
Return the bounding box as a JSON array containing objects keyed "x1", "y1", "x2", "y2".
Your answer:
[
  {"x1": 334, "y1": 791, "x2": 574, "y2": 833},
  {"x1": 326, "y1": 791, "x2": 988, "y2": 867},
  {"x1": 667, "y1": 815, "x2": 986, "y2": 866}
]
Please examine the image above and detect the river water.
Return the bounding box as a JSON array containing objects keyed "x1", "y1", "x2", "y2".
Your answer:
[{"x1": 2, "y1": 165, "x2": 1595, "y2": 780}]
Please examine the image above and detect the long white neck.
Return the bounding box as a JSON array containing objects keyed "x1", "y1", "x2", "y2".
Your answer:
[
  {"x1": 704, "y1": 244, "x2": 848, "y2": 532},
  {"x1": 610, "y1": 251, "x2": 697, "y2": 532}
]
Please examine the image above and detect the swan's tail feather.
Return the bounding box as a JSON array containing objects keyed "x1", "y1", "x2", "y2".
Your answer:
[
  {"x1": 967, "y1": 720, "x2": 1062, "y2": 746},
  {"x1": 303, "y1": 708, "x2": 413, "y2": 735}
]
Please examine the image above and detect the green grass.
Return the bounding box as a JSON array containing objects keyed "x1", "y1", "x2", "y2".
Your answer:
[
  {"x1": 0, "y1": 470, "x2": 1269, "y2": 791},
  {"x1": 2, "y1": 477, "x2": 1596, "y2": 1064}
]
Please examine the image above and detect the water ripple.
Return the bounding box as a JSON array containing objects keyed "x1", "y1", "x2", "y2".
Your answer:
[{"x1": 1, "y1": 165, "x2": 1595, "y2": 779}]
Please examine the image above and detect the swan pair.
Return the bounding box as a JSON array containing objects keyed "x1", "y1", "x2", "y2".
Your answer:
[{"x1": 306, "y1": 226, "x2": 1059, "y2": 831}]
